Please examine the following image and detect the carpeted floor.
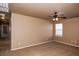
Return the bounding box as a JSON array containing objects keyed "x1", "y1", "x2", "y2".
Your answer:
[{"x1": 0, "y1": 41, "x2": 79, "y2": 56}]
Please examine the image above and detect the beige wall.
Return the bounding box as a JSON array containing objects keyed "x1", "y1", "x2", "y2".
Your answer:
[
  {"x1": 53, "y1": 17, "x2": 79, "y2": 46},
  {"x1": 11, "y1": 13, "x2": 53, "y2": 50}
]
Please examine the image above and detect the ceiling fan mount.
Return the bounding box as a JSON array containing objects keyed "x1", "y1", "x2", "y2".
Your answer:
[{"x1": 53, "y1": 12, "x2": 58, "y2": 18}]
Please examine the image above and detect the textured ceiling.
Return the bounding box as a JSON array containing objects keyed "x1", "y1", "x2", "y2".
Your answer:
[{"x1": 10, "y1": 3, "x2": 79, "y2": 20}]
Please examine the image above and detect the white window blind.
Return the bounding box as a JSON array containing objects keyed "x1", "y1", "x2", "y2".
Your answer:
[{"x1": 55, "y1": 23, "x2": 63, "y2": 37}]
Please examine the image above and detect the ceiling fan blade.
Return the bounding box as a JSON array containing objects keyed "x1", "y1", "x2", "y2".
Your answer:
[
  {"x1": 62, "y1": 17, "x2": 67, "y2": 19},
  {"x1": 58, "y1": 14, "x2": 64, "y2": 17},
  {"x1": 48, "y1": 15, "x2": 54, "y2": 18},
  {"x1": 58, "y1": 17, "x2": 67, "y2": 19}
]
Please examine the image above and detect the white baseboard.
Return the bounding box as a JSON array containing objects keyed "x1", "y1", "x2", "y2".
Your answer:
[
  {"x1": 53, "y1": 40, "x2": 79, "y2": 48},
  {"x1": 11, "y1": 41, "x2": 52, "y2": 51}
]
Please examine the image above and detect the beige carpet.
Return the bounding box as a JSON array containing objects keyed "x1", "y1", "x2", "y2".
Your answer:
[{"x1": 1, "y1": 41, "x2": 79, "y2": 56}]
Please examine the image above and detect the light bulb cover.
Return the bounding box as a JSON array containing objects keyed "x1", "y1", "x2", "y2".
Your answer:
[
  {"x1": 53, "y1": 18, "x2": 55, "y2": 21},
  {"x1": 0, "y1": 14, "x2": 5, "y2": 19},
  {"x1": 56, "y1": 18, "x2": 58, "y2": 21}
]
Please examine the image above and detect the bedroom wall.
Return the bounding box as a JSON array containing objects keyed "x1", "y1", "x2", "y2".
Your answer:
[
  {"x1": 53, "y1": 17, "x2": 79, "y2": 47},
  {"x1": 11, "y1": 13, "x2": 53, "y2": 50}
]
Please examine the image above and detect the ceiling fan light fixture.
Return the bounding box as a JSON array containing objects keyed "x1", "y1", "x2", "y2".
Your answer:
[
  {"x1": 49, "y1": 12, "x2": 67, "y2": 22},
  {"x1": 56, "y1": 18, "x2": 58, "y2": 21},
  {"x1": 1, "y1": 16, "x2": 5, "y2": 19},
  {"x1": 0, "y1": 14, "x2": 5, "y2": 20},
  {"x1": 52, "y1": 18, "x2": 55, "y2": 21},
  {"x1": 52, "y1": 18, "x2": 58, "y2": 21}
]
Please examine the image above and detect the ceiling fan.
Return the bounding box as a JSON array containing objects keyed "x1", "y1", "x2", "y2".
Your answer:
[{"x1": 48, "y1": 12, "x2": 67, "y2": 21}]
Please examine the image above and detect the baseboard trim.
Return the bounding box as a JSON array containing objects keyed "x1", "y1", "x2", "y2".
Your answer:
[
  {"x1": 11, "y1": 41, "x2": 52, "y2": 51},
  {"x1": 53, "y1": 40, "x2": 79, "y2": 48}
]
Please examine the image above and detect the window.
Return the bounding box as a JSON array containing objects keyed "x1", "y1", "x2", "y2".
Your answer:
[
  {"x1": 0, "y1": 3, "x2": 9, "y2": 12},
  {"x1": 55, "y1": 23, "x2": 63, "y2": 37}
]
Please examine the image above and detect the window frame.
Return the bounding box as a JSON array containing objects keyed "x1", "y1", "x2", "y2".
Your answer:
[{"x1": 55, "y1": 23, "x2": 63, "y2": 37}]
